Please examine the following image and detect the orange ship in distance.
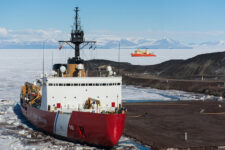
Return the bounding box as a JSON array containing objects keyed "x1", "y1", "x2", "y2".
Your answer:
[{"x1": 131, "y1": 49, "x2": 156, "y2": 57}]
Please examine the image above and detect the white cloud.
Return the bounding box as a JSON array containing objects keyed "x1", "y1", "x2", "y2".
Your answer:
[
  {"x1": 0, "y1": 27, "x2": 8, "y2": 36},
  {"x1": 0, "y1": 28, "x2": 70, "y2": 43},
  {"x1": 11, "y1": 29, "x2": 69, "y2": 43}
]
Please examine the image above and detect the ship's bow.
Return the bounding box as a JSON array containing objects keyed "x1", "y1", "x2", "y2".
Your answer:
[{"x1": 68, "y1": 111, "x2": 126, "y2": 147}]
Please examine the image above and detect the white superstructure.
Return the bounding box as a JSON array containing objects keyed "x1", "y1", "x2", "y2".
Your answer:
[{"x1": 40, "y1": 76, "x2": 122, "y2": 112}]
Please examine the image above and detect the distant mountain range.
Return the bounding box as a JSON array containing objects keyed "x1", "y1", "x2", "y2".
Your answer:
[
  {"x1": 97, "y1": 38, "x2": 192, "y2": 49},
  {"x1": 0, "y1": 37, "x2": 224, "y2": 49},
  {"x1": 0, "y1": 37, "x2": 192, "y2": 49}
]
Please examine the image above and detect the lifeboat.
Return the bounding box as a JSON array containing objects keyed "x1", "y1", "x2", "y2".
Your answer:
[{"x1": 131, "y1": 49, "x2": 156, "y2": 57}]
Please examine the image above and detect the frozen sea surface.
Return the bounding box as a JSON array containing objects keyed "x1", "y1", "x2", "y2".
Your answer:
[
  {"x1": 0, "y1": 49, "x2": 223, "y2": 149},
  {"x1": 122, "y1": 85, "x2": 223, "y2": 102}
]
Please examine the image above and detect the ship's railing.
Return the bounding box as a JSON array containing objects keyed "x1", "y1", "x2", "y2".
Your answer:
[{"x1": 51, "y1": 106, "x2": 126, "y2": 114}]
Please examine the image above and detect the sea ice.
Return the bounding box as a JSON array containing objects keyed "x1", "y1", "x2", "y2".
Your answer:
[
  {"x1": 18, "y1": 130, "x2": 25, "y2": 135},
  {"x1": 6, "y1": 120, "x2": 14, "y2": 124}
]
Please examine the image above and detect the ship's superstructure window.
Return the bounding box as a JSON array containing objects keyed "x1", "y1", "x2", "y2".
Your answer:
[{"x1": 48, "y1": 83, "x2": 121, "y2": 86}]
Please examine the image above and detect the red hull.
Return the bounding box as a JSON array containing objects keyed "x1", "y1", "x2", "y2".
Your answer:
[
  {"x1": 131, "y1": 53, "x2": 156, "y2": 57},
  {"x1": 21, "y1": 105, "x2": 126, "y2": 147}
]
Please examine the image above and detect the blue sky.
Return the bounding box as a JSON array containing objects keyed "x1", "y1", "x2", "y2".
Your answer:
[{"x1": 0, "y1": 0, "x2": 225, "y2": 43}]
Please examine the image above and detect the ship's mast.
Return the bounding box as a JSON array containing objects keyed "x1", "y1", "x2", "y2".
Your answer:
[
  {"x1": 75, "y1": 7, "x2": 78, "y2": 31},
  {"x1": 59, "y1": 7, "x2": 96, "y2": 64},
  {"x1": 72, "y1": 7, "x2": 83, "y2": 61}
]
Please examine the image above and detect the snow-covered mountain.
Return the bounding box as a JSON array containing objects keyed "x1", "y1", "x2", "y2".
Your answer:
[
  {"x1": 0, "y1": 37, "x2": 196, "y2": 49},
  {"x1": 97, "y1": 39, "x2": 137, "y2": 49},
  {"x1": 200, "y1": 40, "x2": 225, "y2": 47},
  {"x1": 96, "y1": 38, "x2": 192, "y2": 49},
  {"x1": 139, "y1": 38, "x2": 192, "y2": 49},
  {"x1": 189, "y1": 40, "x2": 225, "y2": 49}
]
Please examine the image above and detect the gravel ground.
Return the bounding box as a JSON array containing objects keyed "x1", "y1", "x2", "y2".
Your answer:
[{"x1": 123, "y1": 100, "x2": 225, "y2": 149}]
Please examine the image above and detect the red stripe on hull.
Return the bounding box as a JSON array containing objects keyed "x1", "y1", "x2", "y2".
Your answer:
[{"x1": 21, "y1": 105, "x2": 126, "y2": 147}]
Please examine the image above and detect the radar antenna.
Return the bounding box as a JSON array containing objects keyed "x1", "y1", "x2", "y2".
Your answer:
[{"x1": 59, "y1": 7, "x2": 96, "y2": 63}]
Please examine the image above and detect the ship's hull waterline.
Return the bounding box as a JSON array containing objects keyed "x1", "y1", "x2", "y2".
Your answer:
[{"x1": 21, "y1": 105, "x2": 126, "y2": 147}]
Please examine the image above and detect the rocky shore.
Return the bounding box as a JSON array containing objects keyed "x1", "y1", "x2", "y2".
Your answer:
[
  {"x1": 122, "y1": 75, "x2": 225, "y2": 98},
  {"x1": 85, "y1": 58, "x2": 225, "y2": 97}
]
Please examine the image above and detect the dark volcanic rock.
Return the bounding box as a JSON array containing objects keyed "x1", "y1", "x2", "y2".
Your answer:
[
  {"x1": 85, "y1": 51, "x2": 225, "y2": 79},
  {"x1": 155, "y1": 51, "x2": 225, "y2": 78},
  {"x1": 84, "y1": 52, "x2": 225, "y2": 97}
]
